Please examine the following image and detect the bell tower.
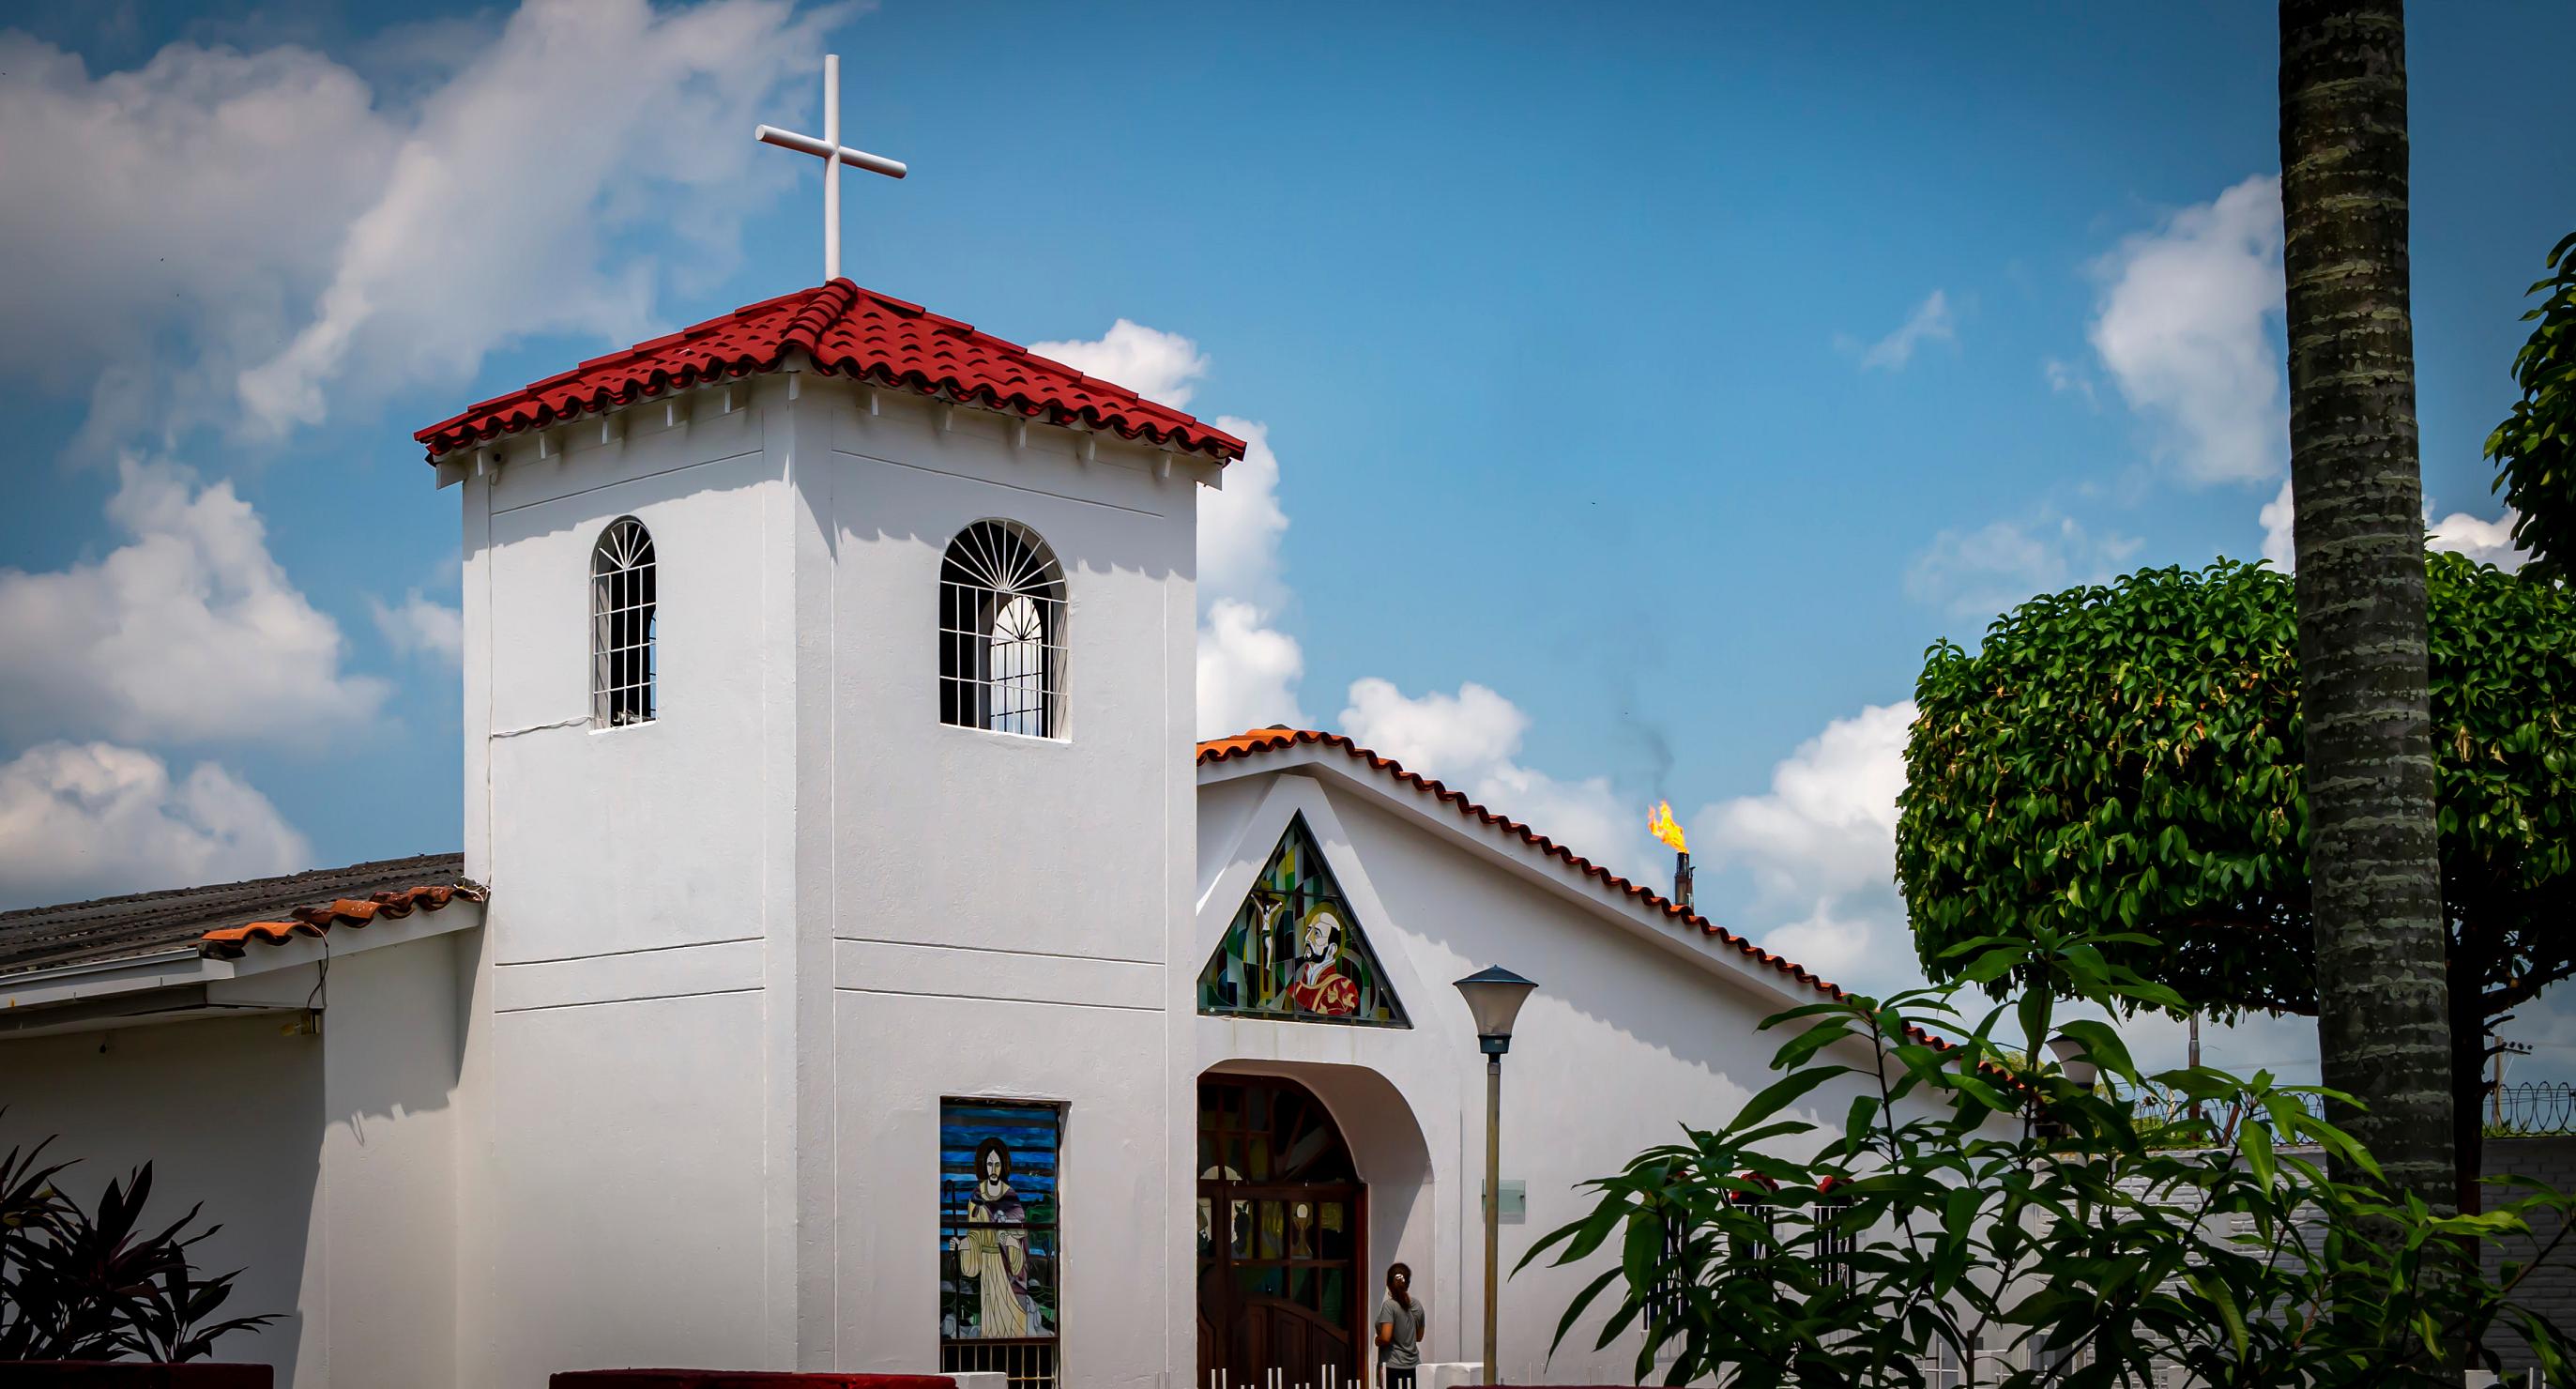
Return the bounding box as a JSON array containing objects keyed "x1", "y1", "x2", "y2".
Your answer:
[{"x1": 423, "y1": 278, "x2": 1238, "y2": 1386}]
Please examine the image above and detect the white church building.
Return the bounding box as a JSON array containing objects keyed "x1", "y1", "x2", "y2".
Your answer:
[{"x1": 1, "y1": 277, "x2": 1937, "y2": 1389}]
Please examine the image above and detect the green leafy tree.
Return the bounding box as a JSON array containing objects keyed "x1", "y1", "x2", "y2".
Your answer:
[
  {"x1": 2488, "y1": 231, "x2": 2576, "y2": 578},
  {"x1": 1526, "y1": 923, "x2": 2574, "y2": 1387},
  {"x1": 2279, "y1": 0, "x2": 2455, "y2": 1210},
  {"x1": 1897, "y1": 554, "x2": 2576, "y2": 1212}
]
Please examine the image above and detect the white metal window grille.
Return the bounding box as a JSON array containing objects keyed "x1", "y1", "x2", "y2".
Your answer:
[
  {"x1": 591, "y1": 517, "x2": 657, "y2": 727},
  {"x1": 938, "y1": 520, "x2": 1066, "y2": 738},
  {"x1": 941, "y1": 1339, "x2": 1057, "y2": 1389}
]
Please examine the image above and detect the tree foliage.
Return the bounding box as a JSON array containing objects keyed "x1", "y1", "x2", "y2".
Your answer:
[
  {"x1": 1898, "y1": 553, "x2": 2576, "y2": 1022},
  {"x1": 2491, "y1": 232, "x2": 2576, "y2": 578},
  {"x1": 1526, "y1": 923, "x2": 2574, "y2": 1387}
]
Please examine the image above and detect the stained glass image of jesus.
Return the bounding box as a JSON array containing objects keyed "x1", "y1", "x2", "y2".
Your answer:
[{"x1": 951, "y1": 1137, "x2": 1032, "y2": 1338}]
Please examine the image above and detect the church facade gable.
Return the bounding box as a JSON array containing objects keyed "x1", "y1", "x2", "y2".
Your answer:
[{"x1": 1196, "y1": 813, "x2": 1409, "y2": 1026}]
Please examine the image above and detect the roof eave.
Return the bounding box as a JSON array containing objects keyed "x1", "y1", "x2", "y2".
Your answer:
[{"x1": 422, "y1": 369, "x2": 1243, "y2": 476}]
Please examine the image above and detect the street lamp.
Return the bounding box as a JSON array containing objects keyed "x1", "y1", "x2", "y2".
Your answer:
[
  {"x1": 2037, "y1": 1033, "x2": 2100, "y2": 1140},
  {"x1": 1454, "y1": 966, "x2": 1537, "y2": 1385},
  {"x1": 2044, "y1": 1032, "x2": 2098, "y2": 1091}
]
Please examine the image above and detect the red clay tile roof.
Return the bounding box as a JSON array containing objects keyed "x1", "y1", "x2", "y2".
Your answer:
[
  {"x1": 1197, "y1": 727, "x2": 1959, "y2": 1051},
  {"x1": 415, "y1": 280, "x2": 1245, "y2": 464},
  {"x1": 198, "y1": 881, "x2": 483, "y2": 960}
]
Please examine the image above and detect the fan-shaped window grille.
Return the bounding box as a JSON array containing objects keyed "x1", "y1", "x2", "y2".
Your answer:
[
  {"x1": 939, "y1": 520, "x2": 1066, "y2": 739},
  {"x1": 591, "y1": 517, "x2": 657, "y2": 727}
]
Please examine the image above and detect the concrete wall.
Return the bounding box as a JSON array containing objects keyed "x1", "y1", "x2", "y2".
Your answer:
[
  {"x1": 813, "y1": 387, "x2": 1199, "y2": 1389},
  {"x1": 2484, "y1": 1134, "x2": 2576, "y2": 1373},
  {"x1": 0, "y1": 931, "x2": 467, "y2": 1388},
  {"x1": 1192, "y1": 768, "x2": 1943, "y2": 1386},
  {"x1": 454, "y1": 374, "x2": 1205, "y2": 1388},
  {"x1": 456, "y1": 384, "x2": 792, "y2": 1388}
]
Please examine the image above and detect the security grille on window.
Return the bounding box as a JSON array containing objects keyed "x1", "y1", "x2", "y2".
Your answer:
[
  {"x1": 939, "y1": 520, "x2": 1066, "y2": 738},
  {"x1": 1650, "y1": 1185, "x2": 1857, "y2": 1335},
  {"x1": 591, "y1": 517, "x2": 657, "y2": 726}
]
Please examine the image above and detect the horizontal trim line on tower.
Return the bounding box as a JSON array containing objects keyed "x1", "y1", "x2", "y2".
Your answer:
[
  {"x1": 831, "y1": 985, "x2": 1164, "y2": 1014},
  {"x1": 495, "y1": 935, "x2": 767, "y2": 968},
  {"x1": 494, "y1": 985, "x2": 763, "y2": 1015},
  {"x1": 835, "y1": 447, "x2": 1170, "y2": 520},
  {"x1": 487, "y1": 441, "x2": 765, "y2": 517}
]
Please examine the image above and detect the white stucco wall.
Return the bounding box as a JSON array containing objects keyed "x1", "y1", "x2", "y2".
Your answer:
[
  {"x1": 452, "y1": 374, "x2": 1208, "y2": 1388},
  {"x1": 0, "y1": 931, "x2": 467, "y2": 1388},
  {"x1": 813, "y1": 388, "x2": 1200, "y2": 1388},
  {"x1": 455, "y1": 383, "x2": 791, "y2": 1388},
  {"x1": 1192, "y1": 765, "x2": 1942, "y2": 1385}
]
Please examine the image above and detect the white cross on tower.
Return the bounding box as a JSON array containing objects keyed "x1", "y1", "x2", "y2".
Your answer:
[{"x1": 755, "y1": 53, "x2": 908, "y2": 282}]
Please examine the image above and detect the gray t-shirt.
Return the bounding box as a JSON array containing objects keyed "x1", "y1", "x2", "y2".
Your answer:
[{"x1": 1375, "y1": 1295, "x2": 1424, "y2": 1368}]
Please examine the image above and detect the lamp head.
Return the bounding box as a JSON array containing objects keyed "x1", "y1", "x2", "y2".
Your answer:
[
  {"x1": 2045, "y1": 1031, "x2": 2099, "y2": 1091},
  {"x1": 1453, "y1": 966, "x2": 1538, "y2": 1054}
]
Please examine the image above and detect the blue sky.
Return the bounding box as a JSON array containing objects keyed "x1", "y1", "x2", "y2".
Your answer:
[{"x1": 3, "y1": 1, "x2": 2571, "y2": 1082}]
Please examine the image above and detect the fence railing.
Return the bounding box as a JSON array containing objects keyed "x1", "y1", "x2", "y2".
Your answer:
[{"x1": 2126, "y1": 1081, "x2": 2576, "y2": 1138}]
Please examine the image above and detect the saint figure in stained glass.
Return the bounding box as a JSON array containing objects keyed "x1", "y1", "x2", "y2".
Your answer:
[
  {"x1": 954, "y1": 1137, "x2": 1031, "y2": 1337},
  {"x1": 1197, "y1": 815, "x2": 1407, "y2": 1025}
]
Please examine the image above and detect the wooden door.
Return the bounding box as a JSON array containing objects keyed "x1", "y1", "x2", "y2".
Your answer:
[{"x1": 1197, "y1": 1076, "x2": 1365, "y2": 1389}]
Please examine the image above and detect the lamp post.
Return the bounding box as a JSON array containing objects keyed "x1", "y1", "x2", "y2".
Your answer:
[{"x1": 1454, "y1": 966, "x2": 1538, "y2": 1385}]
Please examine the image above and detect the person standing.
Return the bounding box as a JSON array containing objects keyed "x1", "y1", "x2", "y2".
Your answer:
[{"x1": 1375, "y1": 1262, "x2": 1425, "y2": 1389}]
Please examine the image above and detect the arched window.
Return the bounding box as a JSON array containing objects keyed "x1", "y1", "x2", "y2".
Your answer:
[
  {"x1": 939, "y1": 520, "x2": 1065, "y2": 738},
  {"x1": 591, "y1": 517, "x2": 657, "y2": 726}
]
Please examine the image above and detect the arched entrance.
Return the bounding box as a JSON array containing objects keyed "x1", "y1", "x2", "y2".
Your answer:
[{"x1": 1197, "y1": 1074, "x2": 1364, "y2": 1389}]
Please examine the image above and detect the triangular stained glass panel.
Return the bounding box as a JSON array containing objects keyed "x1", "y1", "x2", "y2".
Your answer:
[{"x1": 1197, "y1": 815, "x2": 1409, "y2": 1027}]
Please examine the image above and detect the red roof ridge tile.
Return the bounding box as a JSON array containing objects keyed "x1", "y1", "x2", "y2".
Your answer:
[
  {"x1": 417, "y1": 280, "x2": 1244, "y2": 465},
  {"x1": 198, "y1": 880, "x2": 487, "y2": 959},
  {"x1": 1195, "y1": 727, "x2": 1966, "y2": 1054}
]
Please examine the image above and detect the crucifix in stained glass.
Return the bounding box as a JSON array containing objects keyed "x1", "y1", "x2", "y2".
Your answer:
[{"x1": 1197, "y1": 815, "x2": 1408, "y2": 1026}]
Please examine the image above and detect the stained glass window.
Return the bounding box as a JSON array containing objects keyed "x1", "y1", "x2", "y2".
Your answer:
[
  {"x1": 940, "y1": 1100, "x2": 1061, "y2": 1389},
  {"x1": 1196, "y1": 815, "x2": 1408, "y2": 1026}
]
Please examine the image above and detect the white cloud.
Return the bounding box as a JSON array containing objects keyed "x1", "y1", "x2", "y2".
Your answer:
[
  {"x1": 2, "y1": 0, "x2": 848, "y2": 450},
  {"x1": 2089, "y1": 175, "x2": 2287, "y2": 485},
  {"x1": 1188, "y1": 415, "x2": 1299, "y2": 736},
  {"x1": 1858, "y1": 289, "x2": 1955, "y2": 371},
  {"x1": 371, "y1": 590, "x2": 465, "y2": 664},
  {"x1": 1339, "y1": 679, "x2": 1529, "y2": 782},
  {"x1": 0, "y1": 741, "x2": 311, "y2": 910},
  {"x1": 0, "y1": 457, "x2": 389, "y2": 745},
  {"x1": 0, "y1": 31, "x2": 401, "y2": 453},
  {"x1": 2260, "y1": 476, "x2": 2298, "y2": 569},
  {"x1": 2430, "y1": 505, "x2": 2528, "y2": 572},
  {"x1": 1198, "y1": 600, "x2": 1305, "y2": 739},
  {"x1": 1693, "y1": 701, "x2": 1918, "y2": 994},
  {"x1": 1907, "y1": 512, "x2": 2142, "y2": 618},
  {"x1": 1201, "y1": 418, "x2": 1292, "y2": 613},
  {"x1": 1029, "y1": 321, "x2": 1303, "y2": 738},
  {"x1": 240, "y1": 0, "x2": 842, "y2": 436},
  {"x1": 1027, "y1": 320, "x2": 1209, "y2": 409},
  {"x1": 1341, "y1": 677, "x2": 1652, "y2": 882},
  {"x1": 2257, "y1": 479, "x2": 2528, "y2": 573}
]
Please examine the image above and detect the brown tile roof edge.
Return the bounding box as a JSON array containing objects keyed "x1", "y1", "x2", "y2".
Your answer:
[
  {"x1": 197, "y1": 881, "x2": 488, "y2": 960},
  {"x1": 1197, "y1": 726, "x2": 1969, "y2": 1057}
]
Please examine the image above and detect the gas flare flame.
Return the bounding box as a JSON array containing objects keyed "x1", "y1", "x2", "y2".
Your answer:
[{"x1": 1647, "y1": 801, "x2": 1689, "y2": 854}]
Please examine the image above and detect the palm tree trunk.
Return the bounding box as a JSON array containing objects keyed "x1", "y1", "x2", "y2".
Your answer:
[{"x1": 2279, "y1": 0, "x2": 2455, "y2": 1210}]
